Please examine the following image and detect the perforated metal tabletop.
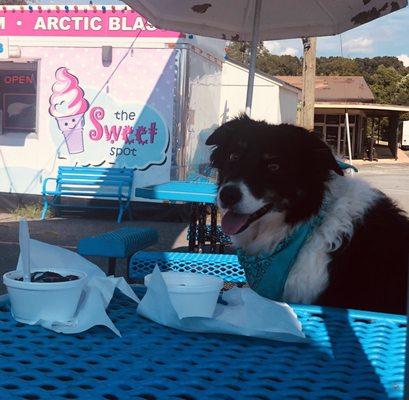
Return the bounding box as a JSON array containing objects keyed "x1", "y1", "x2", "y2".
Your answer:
[{"x1": 0, "y1": 288, "x2": 405, "y2": 400}]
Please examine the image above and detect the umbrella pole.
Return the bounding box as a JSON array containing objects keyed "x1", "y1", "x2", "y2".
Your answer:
[
  {"x1": 345, "y1": 111, "x2": 355, "y2": 175},
  {"x1": 245, "y1": 0, "x2": 262, "y2": 117}
]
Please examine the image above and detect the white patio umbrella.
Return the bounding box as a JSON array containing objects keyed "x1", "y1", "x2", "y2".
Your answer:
[{"x1": 124, "y1": 0, "x2": 407, "y2": 115}]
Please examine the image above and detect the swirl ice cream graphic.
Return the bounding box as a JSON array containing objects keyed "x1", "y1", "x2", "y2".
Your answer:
[{"x1": 49, "y1": 67, "x2": 89, "y2": 154}]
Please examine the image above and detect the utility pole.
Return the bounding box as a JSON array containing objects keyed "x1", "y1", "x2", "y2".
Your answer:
[{"x1": 301, "y1": 37, "x2": 317, "y2": 131}]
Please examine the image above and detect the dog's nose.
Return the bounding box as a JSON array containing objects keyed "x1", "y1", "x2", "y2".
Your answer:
[{"x1": 219, "y1": 185, "x2": 242, "y2": 208}]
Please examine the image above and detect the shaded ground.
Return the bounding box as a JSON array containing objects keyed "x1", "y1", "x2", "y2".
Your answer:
[
  {"x1": 353, "y1": 145, "x2": 409, "y2": 164},
  {"x1": 0, "y1": 216, "x2": 190, "y2": 294}
]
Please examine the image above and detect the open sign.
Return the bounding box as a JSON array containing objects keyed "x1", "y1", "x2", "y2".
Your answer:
[{"x1": 4, "y1": 75, "x2": 34, "y2": 85}]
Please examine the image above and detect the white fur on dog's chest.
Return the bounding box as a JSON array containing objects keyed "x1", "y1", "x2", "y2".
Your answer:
[
  {"x1": 282, "y1": 229, "x2": 331, "y2": 303},
  {"x1": 282, "y1": 175, "x2": 381, "y2": 303}
]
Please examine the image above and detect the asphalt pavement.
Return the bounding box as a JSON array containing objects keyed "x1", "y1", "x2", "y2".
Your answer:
[{"x1": 357, "y1": 163, "x2": 409, "y2": 212}]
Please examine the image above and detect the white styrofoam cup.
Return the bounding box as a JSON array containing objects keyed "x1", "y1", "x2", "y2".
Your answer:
[
  {"x1": 145, "y1": 271, "x2": 224, "y2": 319},
  {"x1": 3, "y1": 269, "x2": 87, "y2": 323}
]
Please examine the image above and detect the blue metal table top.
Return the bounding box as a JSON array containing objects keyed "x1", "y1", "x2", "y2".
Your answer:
[
  {"x1": 135, "y1": 181, "x2": 217, "y2": 204},
  {"x1": 0, "y1": 288, "x2": 405, "y2": 400}
]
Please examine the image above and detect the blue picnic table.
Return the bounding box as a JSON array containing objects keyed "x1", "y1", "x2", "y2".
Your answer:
[
  {"x1": 135, "y1": 181, "x2": 223, "y2": 252},
  {"x1": 135, "y1": 181, "x2": 217, "y2": 204},
  {"x1": 0, "y1": 287, "x2": 405, "y2": 400}
]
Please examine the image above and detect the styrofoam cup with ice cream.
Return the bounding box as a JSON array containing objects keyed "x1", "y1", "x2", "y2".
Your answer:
[{"x1": 49, "y1": 67, "x2": 89, "y2": 154}]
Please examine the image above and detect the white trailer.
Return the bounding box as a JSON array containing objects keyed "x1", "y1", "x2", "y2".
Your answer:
[
  {"x1": 401, "y1": 121, "x2": 409, "y2": 150},
  {"x1": 0, "y1": 5, "x2": 299, "y2": 201}
]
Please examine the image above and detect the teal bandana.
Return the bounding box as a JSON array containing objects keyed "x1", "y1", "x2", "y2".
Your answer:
[
  {"x1": 237, "y1": 160, "x2": 357, "y2": 302},
  {"x1": 337, "y1": 160, "x2": 358, "y2": 172},
  {"x1": 237, "y1": 213, "x2": 324, "y2": 301}
]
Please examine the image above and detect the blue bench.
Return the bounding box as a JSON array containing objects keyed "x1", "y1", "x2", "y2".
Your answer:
[
  {"x1": 129, "y1": 251, "x2": 245, "y2": 283},
  {"x1": 41, "y1": 166, "x2": 134, "y2": 223},
  {"x1": 78, "y1": 227, "x2": 159, "y2": 276}
]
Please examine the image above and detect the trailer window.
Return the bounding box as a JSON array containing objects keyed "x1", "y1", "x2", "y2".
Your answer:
[{"x1": 0, "y1": 61, "x2": 37, "y2": 134}]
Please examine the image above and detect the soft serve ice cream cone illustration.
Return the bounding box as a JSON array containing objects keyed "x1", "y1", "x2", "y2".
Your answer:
[{"x1": 49, "y1": 67, "x2": 89, "y2": 154}]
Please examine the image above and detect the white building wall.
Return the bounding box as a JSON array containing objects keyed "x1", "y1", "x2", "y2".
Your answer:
[
  {"x1": 219, "y1": 61, "x2": 299, "y2": 125},
  {"x1": 278, "y1": 86, "x2": 300, "y2": 124}
]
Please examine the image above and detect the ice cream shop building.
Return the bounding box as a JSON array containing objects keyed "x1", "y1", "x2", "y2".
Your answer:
[{"x1": 0, "y1": 5, "x2": 299, "y2": 199}]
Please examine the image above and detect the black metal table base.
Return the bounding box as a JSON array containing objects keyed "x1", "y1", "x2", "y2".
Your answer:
[{"x1": 188, "y1": 203, "x2": 222, "y2": 253}]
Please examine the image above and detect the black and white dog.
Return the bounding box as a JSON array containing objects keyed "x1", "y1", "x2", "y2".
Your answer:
[{"x1": 206, "y1": 115, "x2": 409, "y2": 314}]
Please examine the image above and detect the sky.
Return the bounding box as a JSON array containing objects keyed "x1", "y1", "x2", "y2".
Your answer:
[
  {"x1": 29, "y1": 1, "x2": 409, "y2": 66},
  {"x1": 263, "y1": 6, "x2": 409, "y2": 66}
]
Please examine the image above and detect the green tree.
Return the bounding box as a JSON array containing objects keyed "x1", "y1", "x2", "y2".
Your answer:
[
  {"x1": 316, "y1": 57, "x2": 359, "y2": 76},
  {"x1": 367, "y1": 65, "x2": 402, "y2": 104},
  {"x1": 225, "y1": 41, "x2": 263, "y2": 65},
  {"x1": 259, "y1": 53, "x2": 302, "y2": 75},
  {"x1": 226, "y1": 42, "x2": 301, "y2": 75},
  {"x1": 394, "y1": 74, "x2": 409, "y2": 106}
]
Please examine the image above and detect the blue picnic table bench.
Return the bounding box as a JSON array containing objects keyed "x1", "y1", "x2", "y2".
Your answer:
[
  {"x1": 135, "y1": 180, "x2": 217, "y2": 204},
  {"x1": 129, "y1": 250, "x2": 244, "y2": 282},
  {"x1": 41, "y1": 166, "x2": 134, "y2": 223}
]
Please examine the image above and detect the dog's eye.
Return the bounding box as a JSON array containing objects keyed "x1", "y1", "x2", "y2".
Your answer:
[
  {"x1": 268, "y1": 163, "x2": 280, "y2": 172},
  {"x1": 229, "y1": 153, "x2": 240, "y2": 162}
]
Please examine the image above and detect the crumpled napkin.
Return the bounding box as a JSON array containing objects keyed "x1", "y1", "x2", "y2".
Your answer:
[
  {"x1": 15, "y1": 239, "x2": 139, "y2": 336},
  {"x1": 137, "y1": 267, "x2": 306, "y2": 343}
]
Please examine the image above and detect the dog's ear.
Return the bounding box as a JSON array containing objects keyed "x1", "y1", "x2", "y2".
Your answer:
[
  {"x1": 313, "y1": 147, "x2": 344, "y2": 176},
  {"x1": 206, "y1": 124, "x2": 233, "y2": 146},
  {"x1": 303, "y1": 130, "x2": 344, "y2": 176},
  {"x1": 206, "y1": 114, "x2": 251, "y2": 146}
]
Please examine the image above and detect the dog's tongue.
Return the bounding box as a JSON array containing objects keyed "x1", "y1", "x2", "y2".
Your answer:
[{"x1": 221, "y1": 211, "x2": 250, "y2": 235}]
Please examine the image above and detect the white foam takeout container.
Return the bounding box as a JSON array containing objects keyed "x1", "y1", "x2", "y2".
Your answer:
[
  {"x1": 144, "y1": 271, "x2": 224, "y2": 319},
  {"x1": 3, "y1": 269, "x2": 87, "y2": 323}
]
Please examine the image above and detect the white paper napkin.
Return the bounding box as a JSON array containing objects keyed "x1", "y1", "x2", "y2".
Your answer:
[
  {"x1": 15, "y1": 239, "x2": 139, "y2": 336},
  {"x1": 137, "y1": 267, "x2": 306, "y2": 343}
]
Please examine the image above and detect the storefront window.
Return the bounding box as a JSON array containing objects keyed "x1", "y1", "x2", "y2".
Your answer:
[
  {"x1": 326, "y1": 115, "x2": 339, "y2": 125},
  {"x1": 326, "y1": 126, "x2": 339, "y2": 154},
  {"x1": 0, "y1": 61, "x2": 37, "y2": 134},
  {"x1": 340, "y1": 115, "x2": 357, "y2": 124},
  {"x1": 314, "y1": 114, "x2": 325, "y2": 123},
  {"x1": 348, "y1": 115, "x2": 356, "y2": 124}
]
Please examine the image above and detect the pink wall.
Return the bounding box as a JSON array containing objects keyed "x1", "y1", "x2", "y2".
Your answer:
[
  {"x1": 16, "y1": 45, "x2": 177, "y2": 189},
  {"x1": 0, "y1": 8, "x2": 183, "y2": 38}
]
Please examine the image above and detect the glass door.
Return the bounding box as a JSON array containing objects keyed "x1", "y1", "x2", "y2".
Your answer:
[
  {"x1": 340, "y1": 125, "x2": 355, "y2": 158},
  {"x1": 325, "y1": 126, "x2": 339, "y2": 155},
  {"x1": 340, "y1": 126, "x2": 346, "y2": 157}
]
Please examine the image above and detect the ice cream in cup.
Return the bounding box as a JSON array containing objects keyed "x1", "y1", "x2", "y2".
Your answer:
[{"x1": 49, "y1": 67, "x2": 89, "y2": 154}]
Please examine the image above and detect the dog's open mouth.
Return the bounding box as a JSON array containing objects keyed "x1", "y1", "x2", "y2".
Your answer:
[{"x1": 221, "y1": 203, "x2": 274, "y2": 235}]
